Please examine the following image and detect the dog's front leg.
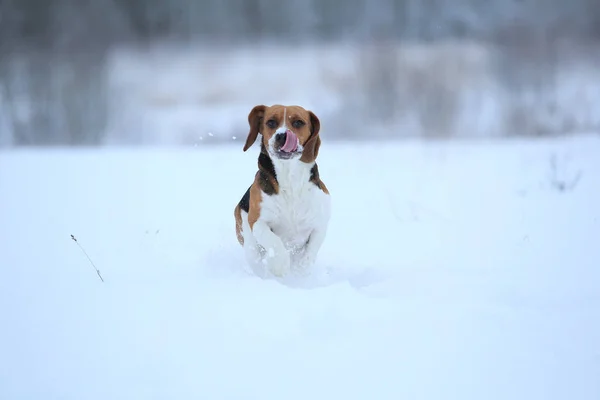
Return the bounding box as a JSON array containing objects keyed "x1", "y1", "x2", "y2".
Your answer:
[
  {"x1": 297, "y1": 226, "x2": 328, "y2": 271},
  {"x1": 252, "y1": 220, "x2": 290, "y2": 277}
]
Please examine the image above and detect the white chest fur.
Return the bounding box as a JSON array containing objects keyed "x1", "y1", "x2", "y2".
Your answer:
[{"x1": 259, "y1": 159, "x2": 331, "y2": 253}]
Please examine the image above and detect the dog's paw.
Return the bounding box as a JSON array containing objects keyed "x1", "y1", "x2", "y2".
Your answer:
[
  {"x1": 295, "y1": 253, "x2": 317, "y2": 272},
  {"x1": 262, "y1": 246, "x2": 291, "y2": 277}
]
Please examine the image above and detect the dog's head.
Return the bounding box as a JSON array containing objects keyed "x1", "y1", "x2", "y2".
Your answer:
[{"x1": 243, "y1": 104, "x2": 321, "y2": 163}]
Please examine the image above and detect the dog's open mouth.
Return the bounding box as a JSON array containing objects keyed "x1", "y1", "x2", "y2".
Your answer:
[{"x1": 275, "y1": 150, "x2": 299, "y2": 159}]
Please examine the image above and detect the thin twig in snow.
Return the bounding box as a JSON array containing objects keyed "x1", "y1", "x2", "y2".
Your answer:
[
  {"x1": 71, "y1": 234, "x2": 104, "y2": 283},
  {"x1": 549, "y1": 153, "x2": 582, "y2": 192}
]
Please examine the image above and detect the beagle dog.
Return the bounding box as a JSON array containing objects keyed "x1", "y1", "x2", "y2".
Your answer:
[{"x1": 234, "y1": 104, "x2": 331, "y2": 277}]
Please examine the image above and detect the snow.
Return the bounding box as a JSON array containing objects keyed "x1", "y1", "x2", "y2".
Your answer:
[{"x1": 1, "y1": 135, "x2": 599, "y2": 399}]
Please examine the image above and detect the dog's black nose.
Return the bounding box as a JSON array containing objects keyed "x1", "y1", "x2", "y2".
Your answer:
[{"x1": 275, "y1": 132, "x2": 286, "y2": 147}]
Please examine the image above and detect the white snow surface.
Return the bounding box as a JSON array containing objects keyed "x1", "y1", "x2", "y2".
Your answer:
[{"x1": 1, "y1": 136, "x2": 599, "y2": 399}]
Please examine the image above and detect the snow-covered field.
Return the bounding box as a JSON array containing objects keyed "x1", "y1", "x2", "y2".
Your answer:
[{"x1": 1, "y1": 135, "x2": 599, "y2": 399}]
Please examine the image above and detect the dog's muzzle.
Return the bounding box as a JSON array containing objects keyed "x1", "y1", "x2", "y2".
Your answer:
[{"x1": 275, "y1": 130, "x2": 298, "y2": 153}]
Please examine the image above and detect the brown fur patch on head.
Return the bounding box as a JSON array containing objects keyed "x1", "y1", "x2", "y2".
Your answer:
[
  {"x1": 261, "y1": 105, "x2": 314, "y2": 148},
  {"x1": 242, "y1": 104, "x2": 322, "y2": 163}
]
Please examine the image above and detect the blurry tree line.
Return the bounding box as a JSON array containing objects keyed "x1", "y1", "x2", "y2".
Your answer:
[{"x1": 1, "y1": 0, "x2": 599, "y2": 146}]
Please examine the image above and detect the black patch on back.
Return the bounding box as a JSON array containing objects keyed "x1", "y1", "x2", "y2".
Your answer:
[
  {"x1": 258, "y1": 152, "x2": 276, "y2": 180},
  {"x1": 259, "y1": 170, "x2": 277, "y2": 195},
  {"x1": 238, "y1": 186, "x2": 251, "y2": 212},
  {"x1": 310, "y1": 163, "x2": 324, "y2": 190},
  {"x1": 310, "y1": 164, "x2": 319, "y2": 180}
]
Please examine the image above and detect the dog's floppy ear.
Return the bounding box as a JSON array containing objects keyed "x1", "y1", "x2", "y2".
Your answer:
[
  {"x1": 300, "y1": 111, "x2": 321, "y2": 163},
  {"x1": 243, "y1": 105, "x2": 266, "y2": 152}
]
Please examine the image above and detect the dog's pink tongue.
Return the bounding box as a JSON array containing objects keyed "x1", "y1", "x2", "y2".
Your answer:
[{"x1": 281, "y1": 130, "x2": 298, "y2": 153}]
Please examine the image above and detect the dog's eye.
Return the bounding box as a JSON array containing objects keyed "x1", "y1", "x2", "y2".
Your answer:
[
  {"x1": 292, "y1": 120, "x2": 305, "y2": 128},
  {"x1": 266, "y1": 120, "x2": 277, "y2": 129}
]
